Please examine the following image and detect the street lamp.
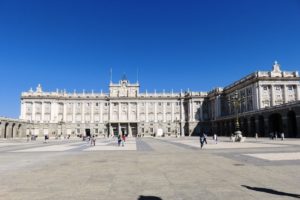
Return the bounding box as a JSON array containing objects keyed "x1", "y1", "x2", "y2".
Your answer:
[{"x1": 228, "y1": 90, "x2": 245, "y2": 142}]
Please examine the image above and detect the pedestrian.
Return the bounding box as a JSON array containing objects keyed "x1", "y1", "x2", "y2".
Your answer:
[
  {"x1": 255, "y1": 133, "x2": 258, "y2": 140},
  {"x1": 26, "y1": 132, "x2": 30, "y2": 142},
  {"x1": 91, "y1": 135, "x2": 96, "y2": 146},
  {"x1": 200, "y1": 133, "x2": 205, "y2": 149},
  {"x1": 275, "y1": 132, "x2": 278, "y2": 140},
  {"x1": 117, "y1": 134, "x2": 122, "y2": 146},
  {"x1": 203, "y1": 133, "x2": 208, "y2": 144},
  {"x1": 121, "y1": 133, "x2": 126, "y2": 146},
  {"x1": 281, "y1": 132, "x2": 285, "y2": 141},
  {"x1": 44, "y1": 132, "x2": 49, "y2": 143},
  {"x1": 270, "y1": 132, "x2": 274, "y2": 140},
  {"x1": 213, "y1": 133, "x2": 218, "y2": 144}
]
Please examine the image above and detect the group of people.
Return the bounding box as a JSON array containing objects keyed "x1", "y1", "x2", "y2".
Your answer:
[
  {"x1": 117, "y1": 133, "x2": 126, "y2": 147},
  {"x1": 85, "y1": 135, "x2": 97, "y2": 146},
  {"x1": 199, "y1": 133, "x2": 218, "y2": 149},
  {"x1": 270, "y1": 132, "x2": 285, "y2": 140}
]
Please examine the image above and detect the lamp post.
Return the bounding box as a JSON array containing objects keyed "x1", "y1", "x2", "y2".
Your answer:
[{"x1": 228, "y1": 90, "x2": 245, "y2": 142}]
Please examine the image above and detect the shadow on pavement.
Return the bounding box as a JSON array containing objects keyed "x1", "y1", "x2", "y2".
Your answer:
[
  {"x1": 137, "y1": 195, "x2": 162, "y2": 200},
  {"x1": 241, "y1": 185, "x2": 300, "y2": 198}
]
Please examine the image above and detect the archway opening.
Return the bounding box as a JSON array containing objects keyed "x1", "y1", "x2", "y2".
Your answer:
[
  {"x1": 250, "y1": 117, "x2": 256, "y2": 137},
  {"x1": 269, "y1": 113, "x2": 283, "y2": 134},
  {"x1": 258, "y1": 115, "x2": 265, "y2": 137},
  {"x1": 4, "y1": 123, "x2": 9, "y2": 139},
  {"x1": 287, "y1": 111, "x2": 297, "y2": 138}
]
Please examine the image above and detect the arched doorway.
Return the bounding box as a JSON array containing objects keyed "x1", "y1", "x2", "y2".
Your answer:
[
  {"x1": 4, "y1": 123, "x2": 9, "y2": 139},
  {"x1": 258, "y1": 115, "x2": 265, "y2": 137},
  {"x1": 11, "y1": 123, "x2": 16, "y2": 138},
  {"x1": 17, "y1": 124, "x2": 22, "y2": 138},
  {"x1": 287, "y1": 111, "x2": 297, "y2": 138},
  {"x1": 269, "y1": 113, "x2": 283, "y2": 134},
  {"x1": 250, "y1": 117, "x2": 256, "y2": 137}
]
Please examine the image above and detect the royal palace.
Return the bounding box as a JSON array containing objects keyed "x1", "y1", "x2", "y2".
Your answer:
[{"x1": 1, "y1": 61, "x2": 300, "y2": 138}]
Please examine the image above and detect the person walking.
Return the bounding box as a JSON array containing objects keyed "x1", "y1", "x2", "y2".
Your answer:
[
  {"x1": 121, "y1": 133, "x2": 126, "y2": 147},
  {"x1": 281, "y1": 132, "x2": 285, "y2": 141},
  {"x1": 26, "y1": 132, "x2": 30, "y2": 142},
  {"x1": 91, "y1": 135, "x2": 96, "y2": 146},
  {"x1": 255, "y1": 133, "x2": 258, "y2": 140},
  {"x1": 200, "y1": 133, "x2": 207, "y2": 149},
  {"x1": 203, "y1": 133, "x2": 208, "y2": 144},
  {"x1": 117, "y1": 134, "x2": 122, "y2": 146},
  {"x1": 44, "y1": 132, "x2": 49, "y2": 143},
  {"x1": 213, "y1": 133, "x2": 218, "y2": 144}
]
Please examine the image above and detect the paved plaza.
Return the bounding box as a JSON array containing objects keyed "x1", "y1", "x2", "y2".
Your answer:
[{"x1": 0, "y1": 136, "x2": 300, "y2": 200}]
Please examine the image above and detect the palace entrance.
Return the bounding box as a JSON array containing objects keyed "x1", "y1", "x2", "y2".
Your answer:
[
  {"x1": 109, "y1": 123, "x2": 138, "y2": 137},
  {"x1": 85, "y1": 129, "x2": 91, "y2": 137}
]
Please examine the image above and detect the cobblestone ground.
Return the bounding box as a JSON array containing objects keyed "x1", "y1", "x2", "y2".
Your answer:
[{"x1": 0, "y1": 137, "x2": 300, "y2": 200}]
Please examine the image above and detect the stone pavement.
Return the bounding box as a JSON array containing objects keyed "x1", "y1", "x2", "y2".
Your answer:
[{"x1": 0, "y1": 136, "x2": 299, "y2": 200}]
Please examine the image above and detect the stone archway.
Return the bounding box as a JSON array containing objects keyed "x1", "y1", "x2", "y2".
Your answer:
[
  {"x1": 17, "y1": 124, "x2": 22, "y2": 138},
  {"x1": 11, "y1": 123, "x2": 16, "y2": 138},
  {"x1": 269, "y1": 113, "x2": 283, "y2": 134},
  {"x1": 258, "y1": 115, "x2": 265, "y2": 137},
  {"x1": 4, "y1": 123, "x2": 9, "y2": 139},
  {"x1": 287, "y1": 111, "x2": 297, "y2": 138}
]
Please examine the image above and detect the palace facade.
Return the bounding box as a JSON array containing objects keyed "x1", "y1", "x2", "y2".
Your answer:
[{"x1": 1, "y1": 61, "x2": 299, "y2": 139}]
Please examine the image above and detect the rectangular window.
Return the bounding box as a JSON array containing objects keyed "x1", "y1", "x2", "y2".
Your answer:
[
  {"x1": 96, "y1": 103, "x2": 99, "y2": 106},
  {"x1": 150, "y1": 128, "x2": 153, "y2": 132},
  {"x1": 142, "y1": 128, "x2": 144, "y2": 133},
  {"x1": 168, "y1": 128, "x2": 171, "y2": 132}
]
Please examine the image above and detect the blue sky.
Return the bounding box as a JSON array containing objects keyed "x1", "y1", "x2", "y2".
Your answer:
[{"x1": 0, "y1": 0, "x2": 300, "y2": 118}]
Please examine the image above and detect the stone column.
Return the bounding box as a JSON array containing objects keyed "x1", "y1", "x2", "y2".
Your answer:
[
  {"x1": 41, "y1": 102, "x2": 44, "y2": 122},
  {"x1": 128, "y1": 123, "x2": 132, "y2": 137},
  {"x1": 81, "y1": 102, "x2": 85, "y2": 123},
  {"x1": 0, "y1": 122, "x2": 4, "y2": 138},
  {"x1": 118, "y1": 103, "x2": 121, "y2": 122},
  {"x1": 154, "y1": 102, "x2": 157, "y2": 122},
  {"x1": 163, "y1": 102, "x2": 166, "y2": 122},
  {"x1": 32, "y1": 102, "x2": 36, "y2": 122},
  {"x1": 118, "y1": 123, "x2": 121, "y2": 135},
  {"x1": 171, "y1": 102, "x2": 175, "y2": 122},
  {"x1": 136, "y1": 103, "x2": 140, "y2": 121},
  {"x1": 297, "y1": 84, "x2": 300, "y2": 101},
  {"x1": 180, "y1": 99, "x2": 184, "y2": 136},
  {"x1": 63, "y1": 103, "x2": 67, "y2": 122},
  {"x1": 284, "y1": 85, "x2": 288, "y2": 103},
  {"x1": 109, "y1": 102, "x2": 112, "y2": 121},
  {"x1": 271, "y1": 85, "x2": 275, "y2": 106},
  {"x1": 91, "y1": 102, "x2": 94, "y2": 123},
  {"x1": 72, "y1": 103, "x2": 76, "y2": 123},
  {"x1": 128, "y1": 102, "x2": 130, "y2": 121},
  {"x1": 145, "y1": 102, "x2": 149, "y2": 122},
  {"x1": 100, "y1": 102, "x2": 103, "y2": 123},
  {"x1": 188, "y1": 99, "x2": 192, "y2": 122}
]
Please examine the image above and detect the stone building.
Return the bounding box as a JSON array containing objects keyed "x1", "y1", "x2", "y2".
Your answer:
[
  {"x1": 208, "y1": 61, "x2": 300, "y2": 137},
  {"x1": 19, "y1": 76, "x2": 207, "y2": 138},
  {"x1": 1, "y1": 61, "x2": 299, "y2": 139}
]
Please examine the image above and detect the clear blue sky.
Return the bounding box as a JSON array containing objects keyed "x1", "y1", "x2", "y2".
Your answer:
[{"x1": 0, "y1": 0, "x2": 300, "y2": 118}]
